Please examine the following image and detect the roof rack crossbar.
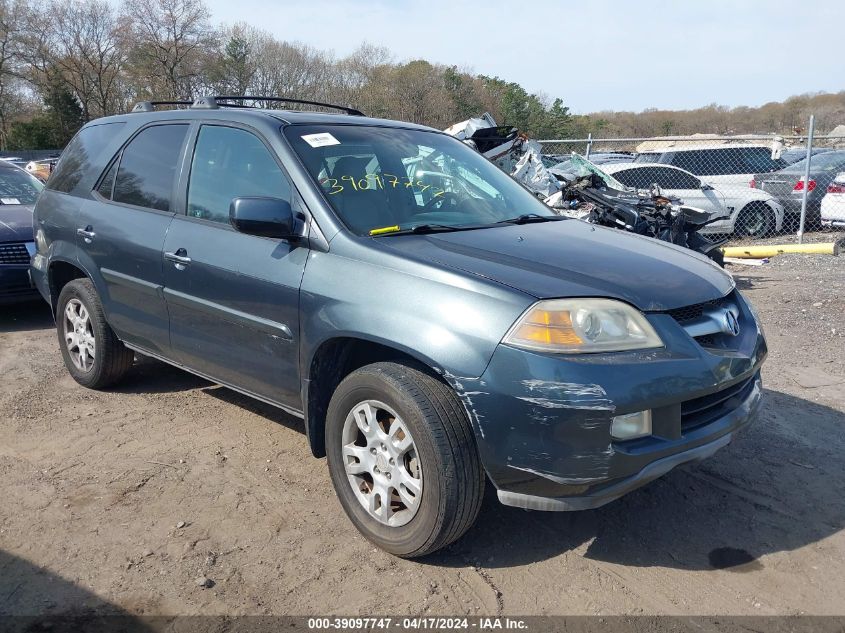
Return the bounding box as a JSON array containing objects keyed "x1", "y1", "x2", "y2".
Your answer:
[
  {"x1": 195, "y1": 95, "x2": 364, "y2": 116},
  {"x1": 131, "y1": 100, "x2": 194, "y2": 113}
]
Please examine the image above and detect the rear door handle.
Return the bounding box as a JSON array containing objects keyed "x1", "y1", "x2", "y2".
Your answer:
[
  {"x1": 164, "y1": 249, "x2": 192, "y2": 268},
  {"x1": 77, "y1": 226, "x2": 96, "y2": 242}
]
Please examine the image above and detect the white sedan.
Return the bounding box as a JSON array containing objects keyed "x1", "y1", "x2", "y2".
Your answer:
[
  {"x1": 603, "y1": 163, "x2": 784, "y2": 237},
  {"x1": 820, "y1": 172, "x2": 845, "y2": 228}
]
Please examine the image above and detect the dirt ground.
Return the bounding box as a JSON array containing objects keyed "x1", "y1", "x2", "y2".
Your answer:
[{"x1": 1, "y1": 247, "x2": 844, "y2": 619}]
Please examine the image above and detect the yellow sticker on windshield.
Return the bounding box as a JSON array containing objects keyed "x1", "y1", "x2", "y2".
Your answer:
[{"x1": 369, "y1": 225, "x2": 401, "y2": 236}]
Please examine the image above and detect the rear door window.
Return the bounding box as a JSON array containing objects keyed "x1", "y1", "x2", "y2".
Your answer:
[
  {"x1": 111, "y1": 124, "x2": 189, "y2": 212},
  {"x1": 676, "y1": 149, "x2": 746, "y2": 176},
  {"x1": 47, "y1": 122, "x2": 126, "y2": 193},
  {"x1": 611, "y1": 168, "x2": 653, "y2": 189},
  {"x1": 653, "y1": 167, "x2": 700, "y2": 189},
  {"x1": 671, "y1": 150, "x2": 709, "y2": 175}
]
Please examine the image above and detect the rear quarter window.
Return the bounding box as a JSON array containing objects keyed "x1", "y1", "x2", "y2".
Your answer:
[{"x1": 47, "y1": 122, "x2": 126, "y2": 193}]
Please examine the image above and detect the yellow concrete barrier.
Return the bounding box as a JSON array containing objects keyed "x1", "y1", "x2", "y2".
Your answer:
[{"x1": 721, "y1": 242, "x2": 840, "y2": 258}]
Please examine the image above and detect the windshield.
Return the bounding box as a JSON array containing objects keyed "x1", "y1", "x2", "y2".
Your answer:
[
  {"x1": 564, "y1": 154, "x2": 629, "y2": 190},
  {"x1": 0, "y1": 166, "x2": 44, "y2": 205},
  {"x1": 782, "y1": 151, "x2": 845, "y2": 173},
  {"x1": 285, "y1": 124, "x2": 556, "y2": 235}
]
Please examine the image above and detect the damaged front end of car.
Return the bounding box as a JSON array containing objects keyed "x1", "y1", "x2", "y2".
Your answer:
[{"x1": 451, "y1": 289, "x2": 766, "y2": 511}]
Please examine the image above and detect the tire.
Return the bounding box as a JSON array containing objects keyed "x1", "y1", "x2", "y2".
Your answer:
[
  {"x1": 56, "y1": 278, "x2": 134, "y2": 389},
  {"x1": 325, "y1": 361, "x2": 484, "y2": 558},
  {"x1": 736, "y1": 202, "x2": 774, "y2": 237}
]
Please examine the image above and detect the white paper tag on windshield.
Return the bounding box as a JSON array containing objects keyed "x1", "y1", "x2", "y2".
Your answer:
[
  {"x1": 302, "y1": 132, "x2": 340, "y2": 148},
  {"x1": 1, "y1": 197, "x2": 20, "y2": 205}
]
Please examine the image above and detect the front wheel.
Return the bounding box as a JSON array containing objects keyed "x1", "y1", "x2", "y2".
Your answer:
[
  {"x1": 735, "y1": 202, "x2": 775, "y2": 237},
  {"x1": 325, "y1": 362, "x2": 484, "y2": 557}
]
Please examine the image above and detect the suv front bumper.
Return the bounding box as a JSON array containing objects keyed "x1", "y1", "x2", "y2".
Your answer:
[
  {"x1": 455, "y1": 299, "x2": 766, "y2": 511},
  {"x1": 1, "y1": 242, "x2": 40, "y2": 304}
]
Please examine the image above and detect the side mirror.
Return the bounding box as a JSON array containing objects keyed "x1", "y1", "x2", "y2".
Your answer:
[
  {"x1": 229, "y1": 197, "x2": 297, "y2": 239},
  {"x1": 700, "y1": 182, "x2": 714, "y2": 191}
]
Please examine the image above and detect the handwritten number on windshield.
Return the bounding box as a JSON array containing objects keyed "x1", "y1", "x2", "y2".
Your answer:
[{"x1": 322, "y1": 173, "x2": 445, "y2": 197}]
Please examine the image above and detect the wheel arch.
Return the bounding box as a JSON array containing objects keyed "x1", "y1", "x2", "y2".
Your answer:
[
  {"x1": 48, "y1": 258, "x2": 90, "y2": 313},
  {"x1": 303, "y1": 335, "x2": 458, "y2": 458}
]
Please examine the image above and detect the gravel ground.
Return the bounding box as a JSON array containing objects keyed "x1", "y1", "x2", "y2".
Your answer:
[{"x1": 1, "y1": 250, "x2": 844, "y2": 620}]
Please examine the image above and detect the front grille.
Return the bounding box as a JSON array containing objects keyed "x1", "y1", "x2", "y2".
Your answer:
[
  {"x1": 664, "y1": 291, "x2": 745, "y2": 350},
  {"x1": 0, "y1": 242, "x2": 30, "y2": 265},
  {"x1": 694, "y1": 334, "x2": 716, "y2": 347},
  {"x1": 681, "y1": 375, "x2": 756, "y2": 431},
  {"x1": 666, "y1": 292, "x2": 734, "y2": 324}
]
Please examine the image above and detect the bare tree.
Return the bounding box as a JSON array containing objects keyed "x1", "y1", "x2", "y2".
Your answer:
[
  {"x1": 208, "y1": 22, "x2": 261, "y2": 96},
  {"x1": 0, "y1": 0, "x2": 28, "y2": 145},
  {"x1": 38, "y1": 0, "x2": 127, "y2": 119},
  {"x1": 122, "y1": 0, "x2": 216, "y2": 100}
]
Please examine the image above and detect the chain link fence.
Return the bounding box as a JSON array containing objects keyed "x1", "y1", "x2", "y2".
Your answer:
[{"x1": 537, "y1": 129, "x2": 845, "y2": 244}]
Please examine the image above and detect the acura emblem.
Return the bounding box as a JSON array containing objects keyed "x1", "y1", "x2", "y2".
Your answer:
[{"x1": 723, "y1": 310, "x2": 740, "y2": 336}]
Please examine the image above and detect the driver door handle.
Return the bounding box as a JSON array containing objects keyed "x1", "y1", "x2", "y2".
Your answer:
[
  {"x1": 77, "y1": 226, "x2": 96, "y2": 242},
  {"x1": 164, "y1": 249, "x2": 192, "y2": 267}
]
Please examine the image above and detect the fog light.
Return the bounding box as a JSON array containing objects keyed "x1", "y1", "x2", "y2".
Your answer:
[{"x1": 611, "y1": 410, "x2": 652, "y2": 440}]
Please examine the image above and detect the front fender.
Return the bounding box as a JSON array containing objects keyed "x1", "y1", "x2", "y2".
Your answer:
[
  {"x1": 299, "y1": 250, "x2": 532, "y2": 380},
  {"x1": 298, "y1": 247, "x2": 533, "y2": 457}
]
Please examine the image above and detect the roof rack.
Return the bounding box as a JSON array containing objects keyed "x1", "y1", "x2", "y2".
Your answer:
[
  {"x1": 131, "y1": 100, "x2": 194, "y2": 113},
  {"x1": 193, "y1": 95, "x2": 364, "y2": 116}
]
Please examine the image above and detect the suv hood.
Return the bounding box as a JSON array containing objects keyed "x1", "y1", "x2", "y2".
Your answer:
[
  {"x1": 375, "y1": 219, "x2": 733, "y2": 311},
  {"x1": 0, "y1": 204, "x2": 35, "y2": 242}
]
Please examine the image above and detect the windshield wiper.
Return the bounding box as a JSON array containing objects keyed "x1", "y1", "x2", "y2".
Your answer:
[
  {"x1": 494, "y1": 213, "x2": 565, "y2": 225},
  {"x1": 369, "y1": 223, "x2": 479, "y2": 237}
]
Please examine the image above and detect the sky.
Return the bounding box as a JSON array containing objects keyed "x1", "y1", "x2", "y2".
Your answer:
[{"x1": 202, "y1": 0, "x2": 842, "y2": 114}]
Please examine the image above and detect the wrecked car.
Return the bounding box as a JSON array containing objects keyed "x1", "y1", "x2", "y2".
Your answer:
[
  {"x1": 445, "y1": 117, "x2": 728, "y2": 263},
  {"x1": 546, "y1": 154, "x2": 727, "y2": 265},
  {"x1": 446, "y1": 113, "x2": 560, "y2": 197},
  {"x1": 33, "y1": 98, "x2": 765, "y2": 557}
]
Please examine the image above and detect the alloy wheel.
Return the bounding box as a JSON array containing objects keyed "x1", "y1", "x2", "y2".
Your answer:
[
  {"x1": 63, "y1": 298, "x2": 96, "y2": 372},
  {"x1": 341, "y1": 400, "x2": 423, "y2": 527}
]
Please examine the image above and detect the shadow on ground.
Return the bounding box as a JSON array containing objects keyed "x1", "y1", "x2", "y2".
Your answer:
[
  {"x1": 110, "y1": 353, "x2": 305, "y2": 434},
  {"x1": 0, "y1": 301, "x2": 53, "y2": 334},
  {"x1": 111, "y1": 355, "x2": 210, "y2": 395},
  {"x1": 202, "y1": 384, "x2": 306, "y2": 435},
  {"x1": 0, "y1": 549, "x2": 151, "y2": 632},
  {"x1": 427, "y1": 389, "x2": 845, "y2": 572}
]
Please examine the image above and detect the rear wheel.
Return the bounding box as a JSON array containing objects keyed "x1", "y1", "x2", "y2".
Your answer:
[
  {"x1": 325, "y1": 362, "x2": 484, "y2": 557},
  {"x1": 56, "y1": 278, "x2": 134, "y2": 389},
  {"x1": 736, "y1": 202, "x2": 774, "y2": 237}
]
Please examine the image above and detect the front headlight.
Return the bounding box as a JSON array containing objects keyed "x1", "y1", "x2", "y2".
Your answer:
[{"x1": 503, "y1": 298, "x2": 663, "y2": 353}]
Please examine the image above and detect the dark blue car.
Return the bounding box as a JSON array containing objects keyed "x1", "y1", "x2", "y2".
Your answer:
[
  {"x1": 30, "y1": 97, "x2": 766, "y2": 557},
  {"x1": 1, "y1": 161, "x2": 43, "y2": 303}
]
